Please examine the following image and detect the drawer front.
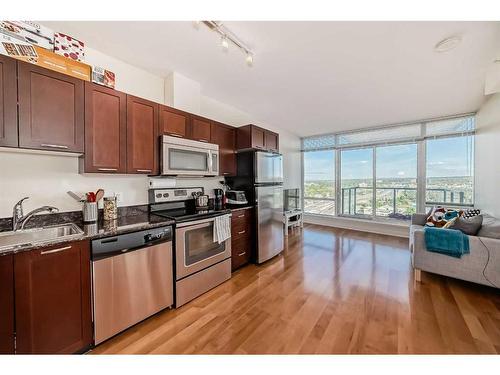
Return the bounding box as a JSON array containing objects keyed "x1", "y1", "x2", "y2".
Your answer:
[
  {"x1": 230, "y1": 208, "x2": 253, "y2": 239},
  {"x1": 231, "y1": 236, "x2": 251, "y2": 271},
  {"x1": 231, "y1": 221, "x2": 249, "y2": 240},
  {"x1": 231, "y1": 208, "x2": 252, "y2": 223}
]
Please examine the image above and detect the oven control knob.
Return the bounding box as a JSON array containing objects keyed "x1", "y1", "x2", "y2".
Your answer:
[
  {"x1": 156, "y1": 193, "x2": 162, "y2": 198},
  {"x1": 163, "y1": 193, "x2": 169, "y2": 198}
]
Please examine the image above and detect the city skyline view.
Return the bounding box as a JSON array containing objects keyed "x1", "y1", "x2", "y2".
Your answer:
[{"x1": 304, "y1": 136, "x2": 474, "y2": 181}]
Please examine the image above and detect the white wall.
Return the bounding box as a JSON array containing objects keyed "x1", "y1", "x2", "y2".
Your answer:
[
  {"x1": 165, "y1": 72, "x2": 201, "y2": 113},
  {"x1": 199, "y1": 95, "x2": 302, "y2": 191},
  {"x1": 0, "y1": 45, "x2": 302, "y2": 218},
  {"x1": 475, "y1": 93, "x2": 500, "y2": 217},
  {"x1": 85, "y1": 47, "x2": 164, "y2": 103}
]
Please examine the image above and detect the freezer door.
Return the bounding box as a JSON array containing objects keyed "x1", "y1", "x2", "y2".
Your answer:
[
  {"x1": 255, "y1": 152, "x2": 283, "y2": 184},
  {"x1": 273, "y1": 154, "x2": 283, "y2": 183},
  {"x1": 255, "y1": 152, "x2": 274, "y2": 184},
  {"x1": 256, "y1": 185, "x2": 284, "y2": 263}
]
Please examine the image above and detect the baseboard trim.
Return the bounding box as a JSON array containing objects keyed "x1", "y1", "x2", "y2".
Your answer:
[{"x1": 304, "y1": 214, "x2": 410, "y2": 238}]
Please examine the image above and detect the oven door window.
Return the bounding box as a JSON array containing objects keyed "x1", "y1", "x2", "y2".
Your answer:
[
  {"x1": 184, "y1": 224, "x2": 226, "y2": 265},
  {"x1": 169, "y1": 148, "x2": 209, "y2": 172}
]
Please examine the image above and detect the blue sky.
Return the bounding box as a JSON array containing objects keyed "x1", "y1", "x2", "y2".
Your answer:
[{"x1": 304, "y1": 137, "x2": 473, "y2": 181}]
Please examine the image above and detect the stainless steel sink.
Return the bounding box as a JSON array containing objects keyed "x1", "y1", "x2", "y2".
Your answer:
[{"x1": 0, "y1": 223, "x2": 84, "y2": 252}]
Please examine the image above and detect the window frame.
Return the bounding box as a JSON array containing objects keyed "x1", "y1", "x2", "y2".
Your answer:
[
  {"x1": 302, "y1": 149, "x2": 336, "y2": 216},
  {"x1": 301, "y1": 113, "x2": 476, "y2": 221}
]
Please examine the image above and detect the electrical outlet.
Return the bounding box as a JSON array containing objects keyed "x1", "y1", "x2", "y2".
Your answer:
[{"x1": 115, "y1": 192, "x2": 123, "y2": 203}]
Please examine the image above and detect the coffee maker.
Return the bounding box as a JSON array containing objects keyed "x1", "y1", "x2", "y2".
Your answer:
[{"x1": 213, "y1": 188, "x2": 224, "y2": 210}]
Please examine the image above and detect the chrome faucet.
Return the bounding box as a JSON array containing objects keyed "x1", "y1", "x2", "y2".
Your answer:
[{"x1": 12, "y1": 197, "x2": 59, "y2": 231}]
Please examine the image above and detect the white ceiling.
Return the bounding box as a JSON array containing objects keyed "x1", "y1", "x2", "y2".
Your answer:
[{"x1": 43, "y1": 21, "x2": 500, "y2": 137}]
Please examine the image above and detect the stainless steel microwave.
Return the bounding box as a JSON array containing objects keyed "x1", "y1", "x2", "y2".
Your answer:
[{"x1": 161, "y1": 135, "x2": 219, "y2": 176}]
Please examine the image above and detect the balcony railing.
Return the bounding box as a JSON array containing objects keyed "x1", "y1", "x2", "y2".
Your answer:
[{"x1": 304, "y1": 186, "x2": 468, "y2": 218}]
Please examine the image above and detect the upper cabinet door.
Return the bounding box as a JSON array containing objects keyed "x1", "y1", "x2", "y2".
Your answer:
[
  {"x1": 265, "y1": 131, "x2": 279, "y2": 152},
  {"x1": 251, "y1": 126, "x2": 265, "y2": 150},
  {"x1": 211, "y1": 122, "x2": 236, "y2": 176},
  {"x1": 159, "y1": 105, "x2": 190, "y2": 138},
  {"x1": 18, "y1": 62, "x2": 84, "y2": 152},
  {"x1": 84, "y1": 83, "x2": 127, "y2": 173},
  {"x1": 126, "y1": 95, "x2": 159, "y2": 174},
  {"x1": 0, "y1": 55, "x2": 18, "y2": 148},
  {"x1": 191, "y1": 116, "x2": 211, "y2": 143}
]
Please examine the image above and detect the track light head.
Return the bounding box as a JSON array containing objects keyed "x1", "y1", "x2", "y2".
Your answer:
[
  {"x1": 221, "y1": 36, "x2": 229, "y2": 51},
  {"x1": 246, "y1": 53, "x2": 254, "y2": 67}
]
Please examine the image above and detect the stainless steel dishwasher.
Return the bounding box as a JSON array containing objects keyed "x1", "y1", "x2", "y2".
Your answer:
[{"x1": 91, "y1": 226, "x2": 173, "y2": 345}]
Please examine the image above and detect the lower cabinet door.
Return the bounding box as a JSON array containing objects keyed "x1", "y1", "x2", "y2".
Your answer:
[
  {"x1": 14, "y1": 241, "x2": 92, "y2": 354},
  {"x1": 0, "y1": 254, "x2": 14, "y2": 354},
  {"x1": 231, "y1": 235, "x2": 251, "y2": 271}
]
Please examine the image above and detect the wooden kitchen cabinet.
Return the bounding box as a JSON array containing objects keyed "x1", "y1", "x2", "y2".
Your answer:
[
  {"x1": 18, "y1": 61, "x2": 84, "y2": 152},
  {"x1": 190, "y1": 115, "x2": 212, "y2": 143},
  {"x1": 159, "y1": 105, "x2": 190, "y2": 138},
  {"x1": 14, "y1": 240, "x2": 92, "y2": 354},
  {"x1": 83, "y1": 82, "x2": 127, "y2": 173},
  {"x1": 211, "y1": 122, "x2": 236, "y2": 176},
  {"x1": 0, "y1": 254, "x2": 14, "y2": 354},
  {"x1": 231, "y1": 207, "x2": 254, "y2": 271},
  {"x1": 264, "y1": 131, "x2": 279, "y2": 152},
  {"x1": 236, "y1": 124, "x2": 279, "y2": 152},
  {"x1": 126, "y1": 95, "x2": 159, "y2": 174},
  {"x1": 0, "y1": 55, "x2": 18, "y2": 148}
]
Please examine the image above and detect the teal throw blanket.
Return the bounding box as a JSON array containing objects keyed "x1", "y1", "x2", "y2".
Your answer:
[{"x1": 424, "y1": 227, "x2": 470, "y2": 258}]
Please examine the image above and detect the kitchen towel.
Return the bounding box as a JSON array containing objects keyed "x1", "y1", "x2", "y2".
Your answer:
[{"x1": 214, "y1": 214, "x2": 231, "y2": 244}]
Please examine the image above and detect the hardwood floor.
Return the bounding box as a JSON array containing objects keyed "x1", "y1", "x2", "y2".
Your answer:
[{"x1": 91, "y1": 224, "x2": 500, "y2": 354}]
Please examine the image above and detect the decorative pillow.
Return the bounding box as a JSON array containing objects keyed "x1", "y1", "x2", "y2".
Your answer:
[
  {"x1": 463, "y1": 209, "x2": 481, "y2": 218},
  {"x1": 426, "y1": 206, "x2": 463, "y2": 228},
  {"x1": 449, "y1": 215, "x2": 483, "y2": 236}
]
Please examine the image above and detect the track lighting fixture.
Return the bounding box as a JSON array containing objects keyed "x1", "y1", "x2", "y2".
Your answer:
[{"x1": 197, "y1": 21, "x2": 255, "y2": 67}]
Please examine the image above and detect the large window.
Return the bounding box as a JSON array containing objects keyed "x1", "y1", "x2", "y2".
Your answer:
[
  {"x1": 302, "y1": 114, "x2": 475, "y2": 221},
  {"x1": 376, "y1": 144, "x2": 417, "y2": 218},
  {"x1": 341, "y1": 148, "x2": 373, "y2": 216},
  {"x1": 426, "y1": 135, "x2": 474, "y2": 206},
  {"x1": 303, "y1": 151, "x2": 335, "y2": 215}
]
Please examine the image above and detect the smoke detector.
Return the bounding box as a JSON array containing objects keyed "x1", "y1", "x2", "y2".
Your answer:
[{"x1": 434, "y1": 36, "x2": 462, "y2": 53}]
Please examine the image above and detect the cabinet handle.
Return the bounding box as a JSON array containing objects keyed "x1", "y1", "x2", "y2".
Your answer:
[
  {"x1": 238, "y1": 230, "x2": 246, "y2": 235},
  {"x1": 41, "y1": 245, "x2": 72, "y2": 255},
  {"x1": 238, "y1": 251, "x2": 246, "y2": 256},
  {"x1": 223, "y1": 172, "x2": 230, "y2": 175},
  {"x1": 40, "y1": 143, "x2": 69, "y2": 149},
  {"x1": 198, "y1": 139, "x2": 208, "y2": 143},
  {"x1": 98, "y1": 168, "x2": 118, "y2": 172},
  {"x1": 169, "y1": 133, "x2": 183, "y2": 138},
  {"x1": 237, "y1": 214, "x2": 245, "y2": 218},
  {"x1": 137, "y1": 169, "x2": 152, "y2": 173}
]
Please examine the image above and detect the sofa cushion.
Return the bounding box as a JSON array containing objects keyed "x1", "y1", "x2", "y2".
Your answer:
[
  {"x1": 449, "y1": 215, "x2": 483, "y2": 235},
  {"x1": 477, "y1": 214, "x2": 500, "y2": 239}
]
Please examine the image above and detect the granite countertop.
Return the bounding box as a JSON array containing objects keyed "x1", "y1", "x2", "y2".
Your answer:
[{"x1": 0, "y1": 205, "x2": 174, "y2": 256}]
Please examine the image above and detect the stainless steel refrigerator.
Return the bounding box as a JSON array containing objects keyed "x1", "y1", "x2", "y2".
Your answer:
[{"x1": 228, "y1": 151, "x2": 284, "y2": 264}]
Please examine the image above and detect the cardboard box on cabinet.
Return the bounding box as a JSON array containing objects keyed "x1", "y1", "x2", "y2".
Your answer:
[
  {"x1": 0, "y1": 32, "x2": 91, "y2": 81},
  {"x1": 0, "y1": 21, "x2": 54, "y2": 50},
  {"x1": 54, "y1": 32, "x2": 85, "y2": 62}
]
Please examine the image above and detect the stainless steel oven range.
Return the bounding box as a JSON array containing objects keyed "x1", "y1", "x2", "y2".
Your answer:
[{"x1": 149, "y1": 187, "x2": 232, "y2": 307}]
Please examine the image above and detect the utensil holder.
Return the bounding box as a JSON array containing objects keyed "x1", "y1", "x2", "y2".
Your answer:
[{"x1": 83, "y1": 202, "x2": 98, "y2": 223}]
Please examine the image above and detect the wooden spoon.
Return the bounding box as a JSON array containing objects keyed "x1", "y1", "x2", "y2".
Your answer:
[{"x1": 95, "y1": 189, "x2": 105, "y2": 202}]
